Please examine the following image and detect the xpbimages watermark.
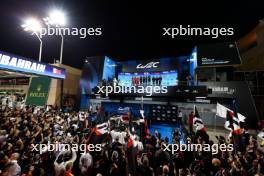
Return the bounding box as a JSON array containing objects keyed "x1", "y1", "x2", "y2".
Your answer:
[
  {"x1": 31, "y1": 142, "x2": 102, "y2": 154},
  {"x1": 163, "y1": 143, "x2": 234, "y2": 155},
  {"x1": 39, "y1": 26, "x2": 102, "y2": 38},
  {"x1": 163, "y1": 25, "x2": 234, "y2": 39},
  {"x1": 95, "y1": 85, "x2": 168, "y2": 96}
]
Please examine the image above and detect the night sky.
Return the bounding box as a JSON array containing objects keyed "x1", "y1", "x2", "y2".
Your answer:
[{"x1": 0, "y1": 0, "x2": 263, "y2": 68}]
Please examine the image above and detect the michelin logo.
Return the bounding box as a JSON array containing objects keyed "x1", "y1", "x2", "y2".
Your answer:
[{"x1": 0, "y1": 53, "x2": 46, "y2": 72}]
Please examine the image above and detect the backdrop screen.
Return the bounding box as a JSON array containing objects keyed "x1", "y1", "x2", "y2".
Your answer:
[{"x1": 118, "y1": 70, "x2": 178, "y2": 87}]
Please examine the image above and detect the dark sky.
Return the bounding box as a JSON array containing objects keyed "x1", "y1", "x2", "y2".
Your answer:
[{"x1": 0, "y1": 0, "x2": 263, "y2": 68}]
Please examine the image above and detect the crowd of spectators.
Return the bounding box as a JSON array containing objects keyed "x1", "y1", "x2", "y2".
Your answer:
[{"x1": 0, "y1": 105, "x2": 263, "y2": 176}]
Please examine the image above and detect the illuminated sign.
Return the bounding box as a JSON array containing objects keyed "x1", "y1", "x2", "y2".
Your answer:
[
  {"x1": 0, "y1": 51, "x2": 65, "y2": 79},
  {"x1": 136, "y1": 62, "x2": 160, "y2": 69},
  {"x1": 120, "y1": 57, "x2": 189, "y2": 73}
]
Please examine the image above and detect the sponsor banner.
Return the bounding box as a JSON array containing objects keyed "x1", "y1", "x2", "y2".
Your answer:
[
  {"x1": 26, "y1": 77, "x2": 51, "y2": 106},
  {"x1": 0, "y1": 50, "x2": 65, "y2": 79}
]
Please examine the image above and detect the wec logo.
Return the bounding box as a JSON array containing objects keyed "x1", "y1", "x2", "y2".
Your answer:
[{"x1": 136, "y1": 62, "x2": 159, "y2": 69}]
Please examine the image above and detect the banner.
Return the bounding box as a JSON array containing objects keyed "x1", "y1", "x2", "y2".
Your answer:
[
  {"x1": 26, "y1": 77, "x2": 51, "y2": 106},
  {"x1": 0, "y1": 50, "x2": 66, "y2": 79}
]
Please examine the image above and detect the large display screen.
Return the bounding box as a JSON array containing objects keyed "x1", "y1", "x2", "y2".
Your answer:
[
  {"x1": 118, "y1": 70, "x2": 178, "y2": 87},
  {"x1": 0, "y1": 50, "x2": 65, "y2": 79},
  {"x1": 197, "y1": 42, "x2": 241, "y2": 66},
  {"x1": 118, "y1": 56, "x2": 190, "y2": 81}
]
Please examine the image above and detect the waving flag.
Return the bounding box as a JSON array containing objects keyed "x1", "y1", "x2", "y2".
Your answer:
[
  {"x1": 225, "y1": 110, "x2": 241, "y2": 135},
  {"x1": 237, "y1": 113, "x2": 246, "y2": 123},
  {"x1": 216, "y1": 103, "x2": 231, "y2": 118},
  {"x1": 217, "y1": 103, "x2": 246, "y2": 123},
  {"x1": 193, "y1": 106, "x2": 205, "y2": 132},
  {"x1": 94, "y1": 122, "x2": 109, "y2": 136}
]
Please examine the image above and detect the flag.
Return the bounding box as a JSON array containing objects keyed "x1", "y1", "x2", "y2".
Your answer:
[
  {"x1": 53, "y1": 68, "x2": 62, "y2": 74},
  {"x1": 237, "y1": 113, "x2": 246, "y2": 123},
  {"x1": 231, "y1": 100, "x2": 242, "y2": 135},
  {"x1": 216, "y1": 103, "x2": 246, "y2": 122},
  {"x1": 216, "y1": 103, "x2": 231, "y2": 118},
  {"x1": 94, "y1": 122, "x2": 109, "y2": 136},
  {"x1": 89, "y1": 122, "x2": 110, "y2": 144},
  {"x1": 231, "y1": 99, "x2": 246, "y2": 123},
  {"x1": 224, "y1": 110, "x2": 241, "y2": 135},
  {"x1": 193, "y1": 106, "x2": 205, "y2": 132}
]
